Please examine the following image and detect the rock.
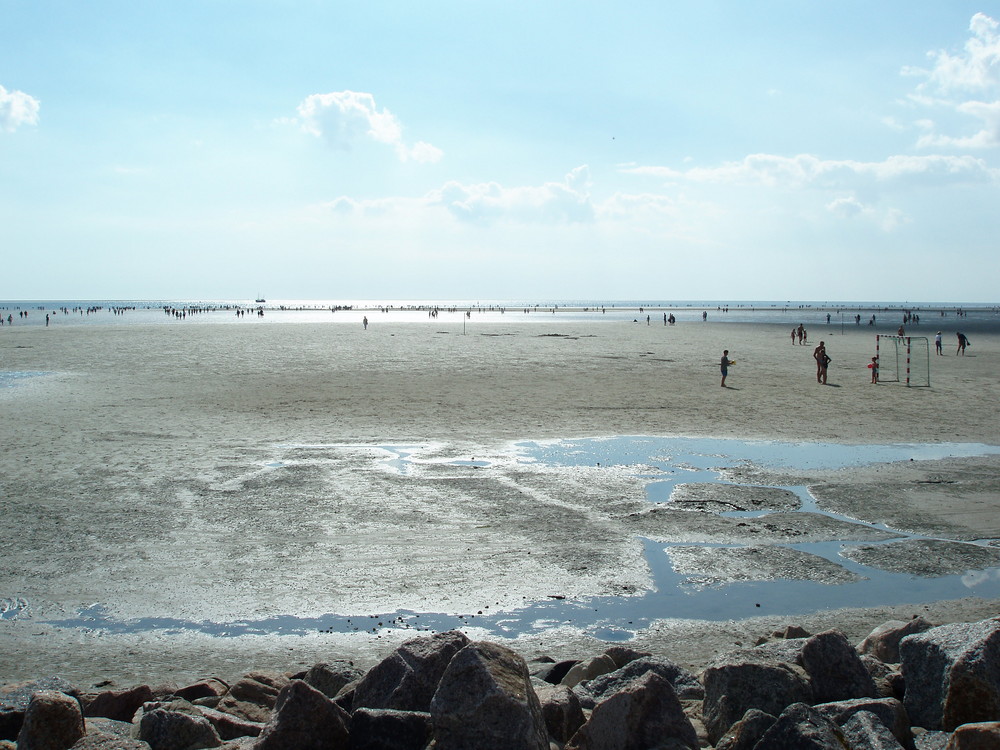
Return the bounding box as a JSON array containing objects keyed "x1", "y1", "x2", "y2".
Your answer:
[
  {"x1": 302, "y1": 661, "x2": 363, "y2": 700},
  {"x1": 700, "y1": 648, "x2": 812, "y2": 744},
  {"x1": 532, "y1": 659, "x2": 579, "y2": 685},
  {"x1": 752, "y1": 702, "x2": 848, "y2": 749},
  {"x1": 175, "y1": 679, "x2": 230, "y2": 702},
  {"x1": 135, "y1": 699, "x2": 221, "y2": 750},
  {"x1": 860, "y1": 617, "x2": 934, "y2": 663},
  {"x1": 215, "y1": 672, "x2": 289, "y2": 724},
  {"x1": 565, "y1": 671, "x2": 698, "y2": 750},
  {"x1": 70, "y1": 733, "x2": 151, "y2": 749},
  {"x1": 0, "y1": 677, "x2": 79, "y2": 740},
  {"x1": 861, "y1": 654, "x2": 905, "y2": 699},
  {"x1": 814, "y1": 696, "x2": 913, "y2": 749},
  {"x1": 253, "y1": 680, "x2": 350, "y2": 750},
  {"x1": 770, "y1": 624, "x2": 811, "y2": 640},
  {"x1": 430, "y1": 641, "x2": 548, "y2": 750},
  {"x1": 349, "y1": 707, "x2": 433, "y2": 750},
  {"x1": 573, "y1": 656, "x2": 704, "y2": 710},
  {"x1": 83, "y1": 717, "x2": 135, "y2": 738},
  {"x1": 16, "y1": 690, "x2": 85, "y2": 750},
  {"x1": 913, "y1": 729, "x2": 951, "y2": 750},
  {"x1": 353, "y1": 630, "x2": 469, "y2": 712},
  {"x1": 561, "y1": 654, "x2": 618, "y2": 689},
  {"x1": 841, "y1": 710, "x2": 907, "y2": 749},
  {"x1": 196, "y1": 706, "x2": 264, "y2": 740},
  {"x1": 900, "y1": 617, "x2": 1000, "y2": 730},
  {"x1": 84, "y1": 685, "x2": 155, "y2": 722},
  {"x1": 713, "y1": 708, "x2": 776, "y2": 750},
  {"x1": 801, "y1": 629, "x2": 878, "y2": 703},
  {"x1": 602, "y1": 646, "x2": 652, "y2": 669},
  {"x1": 945, "y1": 721, "x2": 1000, "y2": 750},
  {"x1": 534, "y1": 683, "x2": 585, "y2": 744}
]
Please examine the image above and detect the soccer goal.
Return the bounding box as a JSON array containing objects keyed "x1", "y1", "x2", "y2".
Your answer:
[{"x1": 876, "y1": 335, "x2": 930, "y2": 387}]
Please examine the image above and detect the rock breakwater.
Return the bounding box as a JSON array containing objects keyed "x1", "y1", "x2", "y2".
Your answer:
[{"x1": 2, "y1": 615, "x2": 1000, "y2": 749}]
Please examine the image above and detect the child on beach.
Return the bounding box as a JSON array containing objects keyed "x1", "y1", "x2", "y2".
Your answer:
[
  {"x1": 720, "y1": 350, "x2": 732, "y2": 387},
  {"x1": 869, "y1": 356, "x2": 879, "y2": 383}
]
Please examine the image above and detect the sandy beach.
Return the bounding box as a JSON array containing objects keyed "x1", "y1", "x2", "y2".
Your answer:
[{"x1": 2, "y1": 311, "x2": 999, "y2": 688}]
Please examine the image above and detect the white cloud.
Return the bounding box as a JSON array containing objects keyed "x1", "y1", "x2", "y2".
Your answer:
[
  {"x1": 826, "y1": 196, "x2": 908, "y2": 231},
  {"x1": 425, "y1": 166, "x2": 594, "y2": 224},
  {"x1": 622, "y1": 153, "x2": 996, "y2": 190},
  {"x1": 0, "y1": 85, "x2": 40, "y2": 132},
  {"x1": 296, "y1": 90, "x2": 442, "y2": 162},
  {"x1": 905, "y1": 13, "x2": 1000, "y2": 148}
]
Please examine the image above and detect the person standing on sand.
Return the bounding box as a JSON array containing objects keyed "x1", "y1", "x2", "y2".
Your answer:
[
  {"x1": 869, "y1": 356, "x2": 879, "y2": 383},
  {"x1": 363, "y1": 316, "x2": 368, "y2": 330},
  {"x1": 935, "y1": 332, "x2": 943, "y2": 355},
  {"x1": 956, "y1": 331, "x2": 969, "y2": 355},
  {"x1": 813, "y1": 341, "x2": 828, "y2": 384},
  {"x1": 720, "y1": 350, "x2": 731, "y2": 387}
]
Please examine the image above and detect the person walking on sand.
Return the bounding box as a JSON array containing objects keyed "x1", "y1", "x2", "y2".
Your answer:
[
  {"x1": 363, "y1": 316, "x2": 368, "y2": 330},
  {"x1": 956, "y1": 331, "x2": 969, "y2": 355},
  {"x1": 720, "y1": 350, "x2": 732, "y2": 387},
  {"x1": 813, "y1": 341, "x2": 828, "y2": 384}
]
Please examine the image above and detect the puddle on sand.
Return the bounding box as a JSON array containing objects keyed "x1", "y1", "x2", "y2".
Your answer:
[
  {"x1": 39, "y1": 436, "x2": 1000, "y2": 641},
  {"x1": 0, "y1": 371, "x2": 51, "y2": 389}
]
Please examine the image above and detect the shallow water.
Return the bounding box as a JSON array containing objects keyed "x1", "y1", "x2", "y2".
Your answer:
[{"x1": 39, "y1": 436, "x2": 1000, "y2": 641}]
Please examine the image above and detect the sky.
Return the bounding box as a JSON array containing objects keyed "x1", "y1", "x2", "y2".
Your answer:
[{"x1": 2, "y1": 1, "x2": 999, "y2": 303}]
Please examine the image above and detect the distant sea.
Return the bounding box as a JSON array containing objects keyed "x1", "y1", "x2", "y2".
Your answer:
[{"x1": 1, "y1": 299, "x2": 998, "y2": 332}]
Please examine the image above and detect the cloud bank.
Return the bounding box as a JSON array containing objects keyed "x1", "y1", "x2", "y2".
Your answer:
[
  {"x1": 906, "y1": 12, "x2": 1000, "y2": 148},
  {"x1": 0, "y1": 84, "x2": 40, "y2": 132},
  {"x1": 296, "y1": 90, "x2": 442, "y2": 163}
]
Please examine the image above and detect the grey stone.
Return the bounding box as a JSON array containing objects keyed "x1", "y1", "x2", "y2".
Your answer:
[
  {"x1": 302, "y1": 661, "x2": 363, "y2": 700},
  {"x1": 900, "y1": 617, "x2": 1000, "y2": 730},
  {"x1": 861, "y1": 654, "x2": 904, "y2": 699},
  {"x1": 565, "y1": 671, "x2": 698, "y2": 750},
  {"x1": 215, "y1": 673, "x2": 289, "y2": 724},
  {"x1": 532, "y1": 659, "x2": 579, "y2": 685},
  {"x1": 349, "y1": 707, "x2": 432, "y2": 750},
  {"x1": 0, "y1": 677, "x2": 79, "y2": 740},
  {"x1": 841, "y1": 710, "x2": 906, "y2": 749},
  {"x1": 860, "y1": 617, "x2": 934, "y2": 664},
  {"x1": 752, "y1": 702, "x2": 848, "y2": 749},
  {"x1": 197, "y1": 706, "x2": 264, "y2": 740},
  {"x1": 815, "y1": 696, "x2": 913, "y2": 749},
  {"x1": 573, "y1": 656, "x2": 704, "y2": 709},
  {"x1": 253, "y1": 680, "x2": 350, "y2": 750},
  {"x1": 561, "y1": 655, "x2": 617, "y2": 688},
  {"x1": 353, "y1": 629, "x2": 469, "y2": 712},
  {"x1": 534, "y1": 683, "x2": 585, "y2": 744},
  {"x1": 175, "y1": 679, "x2": 230, "y2": 703},
  {"x1": 801, "y1": 629, "x2": 878, "y2": 703},
  {"x1": 17, "y1": 690, "x2": 85, "y2": 750},
  {"x1": 913, "y1": 729, "x2": 950, "y2": 750},
  {"x1": 85, "y1": 685, "x2": 155, "y2": 722},
  {"x1": 701, "y1": 649, "x2": 812, "y2": 744},
  {"x1": 83, "y1": 717, "x2": 135, "y2": 738},
  {"x1": 713, "y1": 708, "x2": 776, "y2": 750},
  {"x1": 70, "y1": 733, "x2": 151, "y2": 750},
  {"x1": 602, "y1": 646, "x2": 651, "y2": 670},
  {"x1": 135, "y1": 701, "x2": 221, "y2": 750},
  {"x1": 430, "y1": 641, "x2": 548, "y2": 750}
]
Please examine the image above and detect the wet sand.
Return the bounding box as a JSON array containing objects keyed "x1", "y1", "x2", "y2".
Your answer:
[{"x1": 1, "y1": 314, "x2": 999, "y2": 687}]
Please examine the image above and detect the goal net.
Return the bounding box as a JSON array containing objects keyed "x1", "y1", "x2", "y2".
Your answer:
[{"x1": 876, "y1": 335, "x2": 930, "y2": 387}]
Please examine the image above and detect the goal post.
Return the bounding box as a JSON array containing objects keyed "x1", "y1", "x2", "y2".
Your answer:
[{"x1": 876, "y1": 335, "x2": 930, "y2": 387}]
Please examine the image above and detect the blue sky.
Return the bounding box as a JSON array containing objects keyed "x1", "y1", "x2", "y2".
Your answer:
[{"x1": 2, "y1": 1, "x2": 998, "y2": 303}]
